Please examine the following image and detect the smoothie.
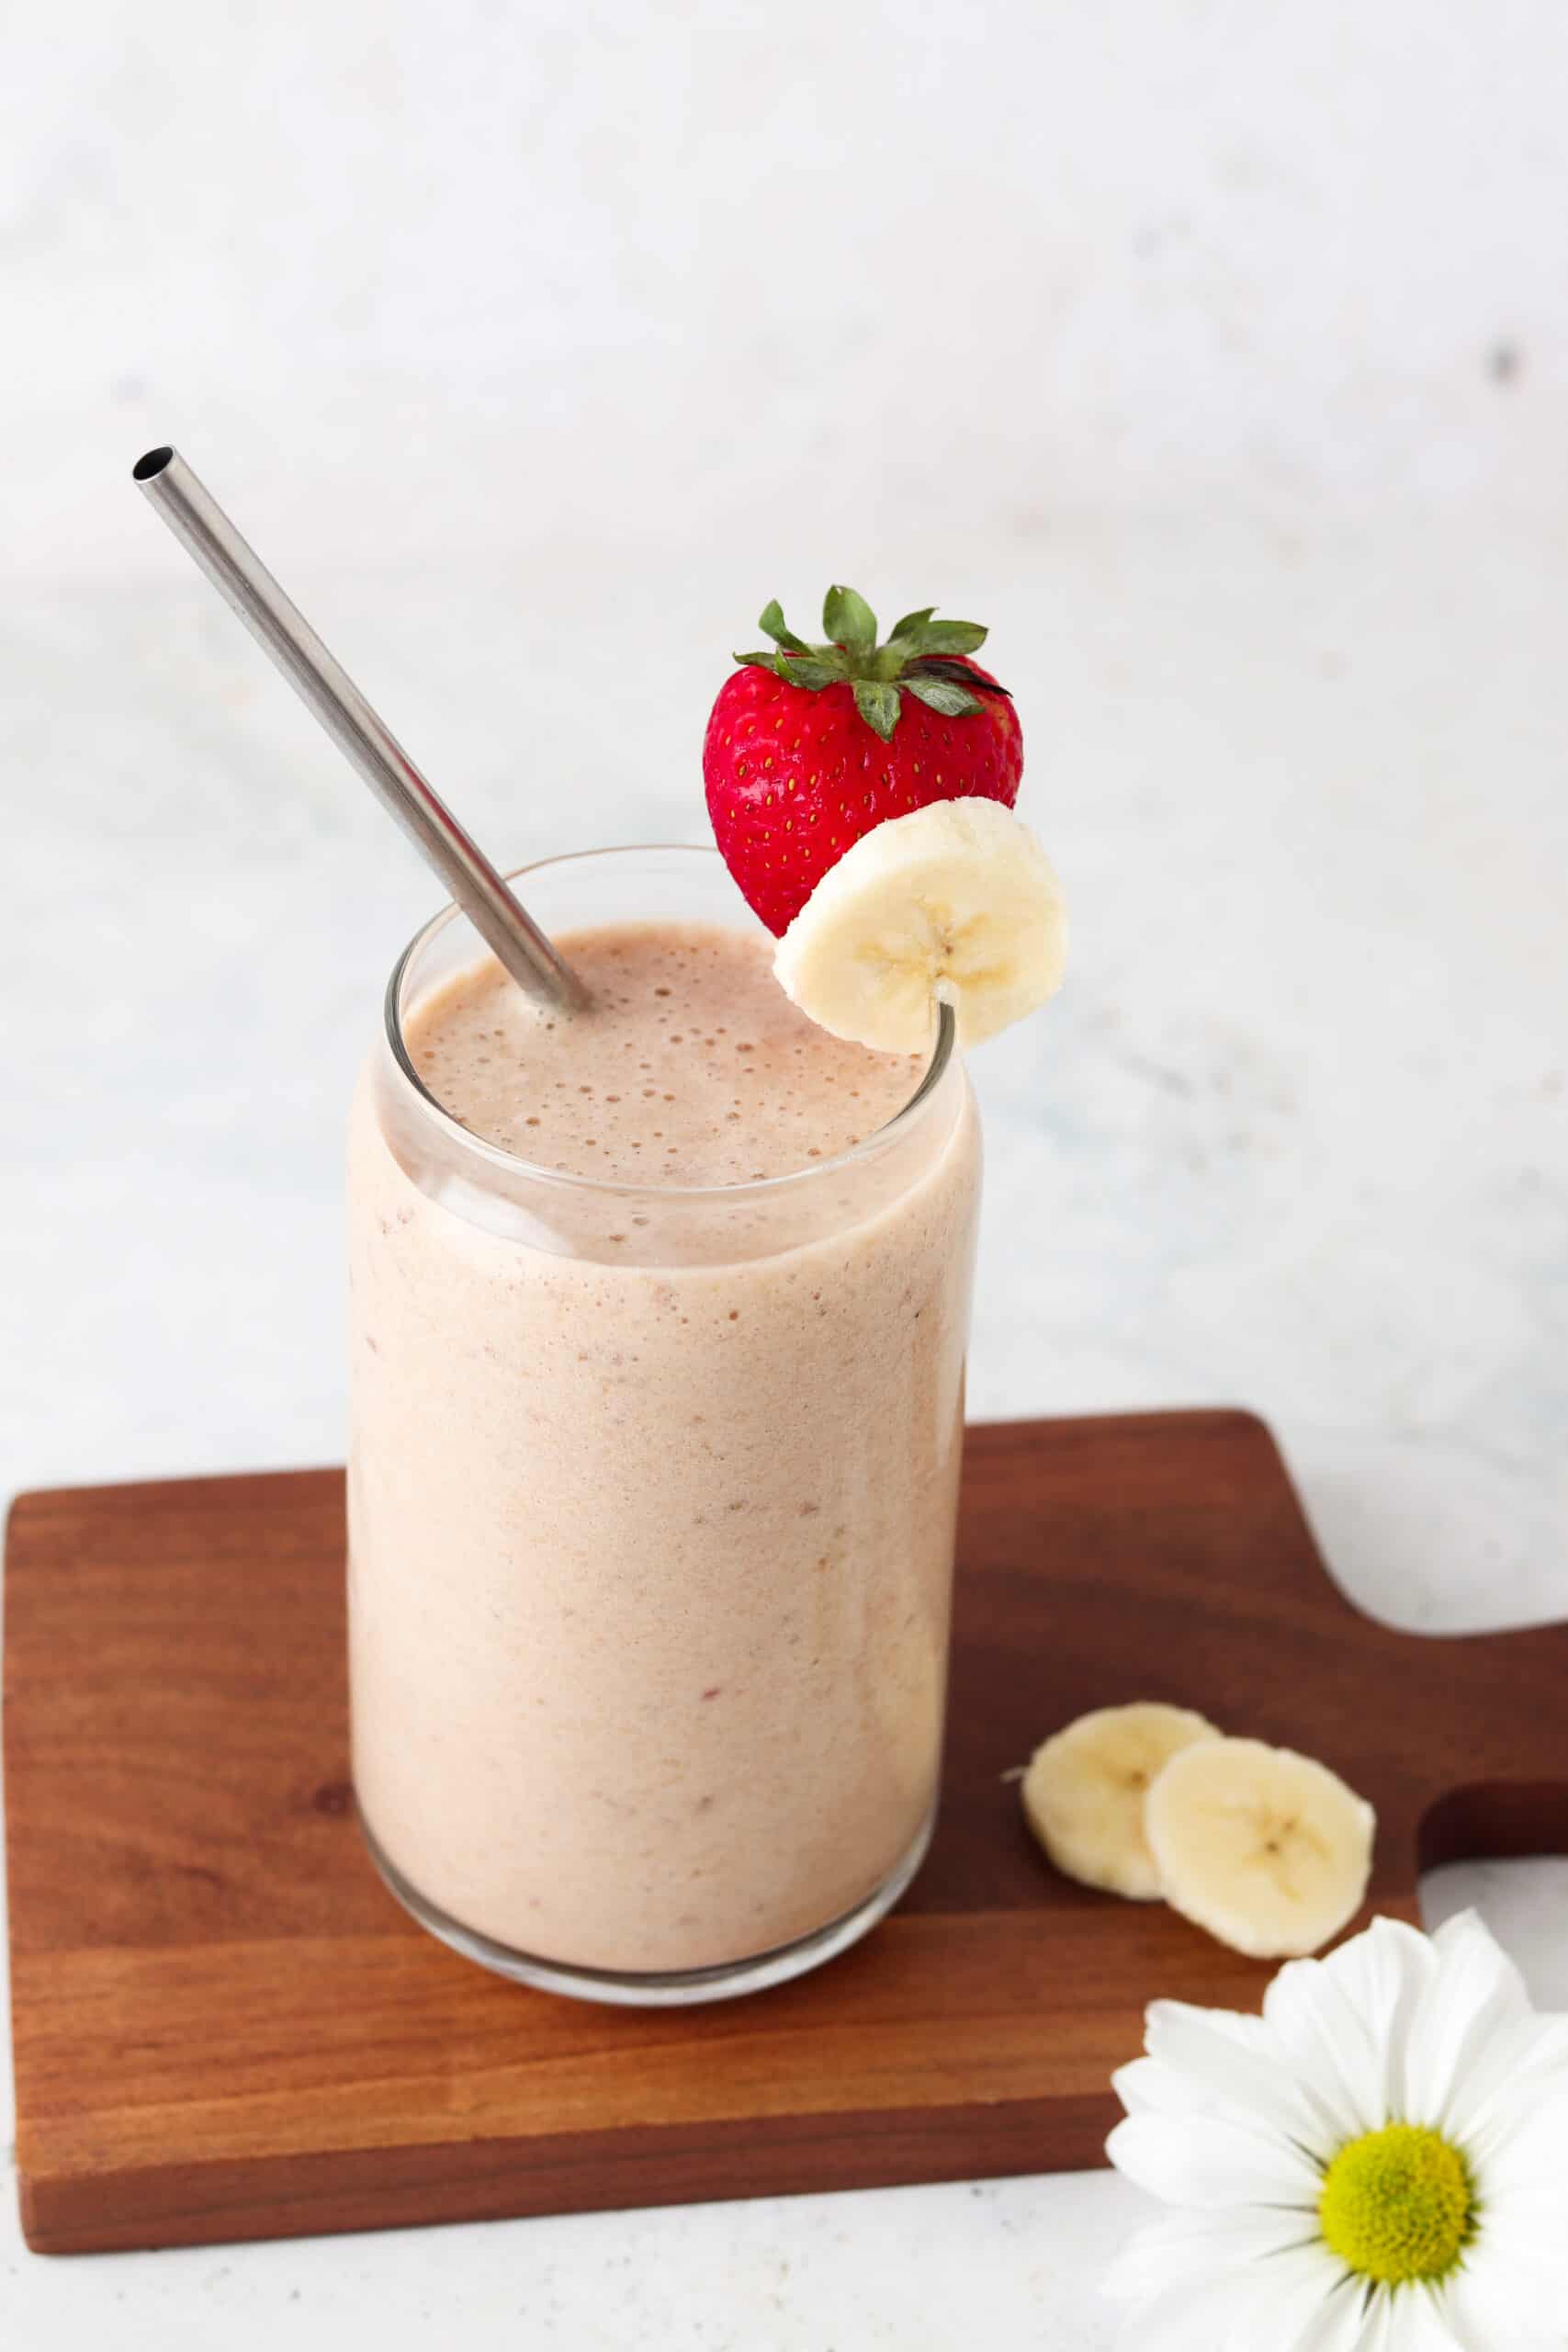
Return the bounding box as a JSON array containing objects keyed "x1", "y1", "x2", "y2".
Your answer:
[{"x1": 348, "y1": 883, "x2": 980, "y2": 1984}]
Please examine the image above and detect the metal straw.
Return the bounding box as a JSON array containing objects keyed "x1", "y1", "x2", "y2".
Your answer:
[{"x1": 131, "y1": 446, "x2": 589, "y2": 1013}]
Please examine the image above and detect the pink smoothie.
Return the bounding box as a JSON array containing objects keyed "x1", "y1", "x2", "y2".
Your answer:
[{"x1": 348, "y1": 919, "x2": 980, "y2": 1978}]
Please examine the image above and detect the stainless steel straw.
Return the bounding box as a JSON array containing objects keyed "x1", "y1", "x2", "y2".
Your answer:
[{"x1": 132, "y1": 446, "x2": 589, "y2": 1012}]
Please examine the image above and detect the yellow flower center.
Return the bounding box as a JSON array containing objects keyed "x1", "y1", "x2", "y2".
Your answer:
[{"x1": 1318, "y1": 2124, "x2": 1475, "y2": 2286}]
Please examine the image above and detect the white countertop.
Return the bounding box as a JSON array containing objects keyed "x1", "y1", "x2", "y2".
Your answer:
[{"x1": 3, "y1": 514, "x2": 1565, "y2": 2347}]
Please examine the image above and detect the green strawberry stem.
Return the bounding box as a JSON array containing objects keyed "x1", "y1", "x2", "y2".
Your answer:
[{"x1": 734, "y1": 586, "x2": 1012, "y2": 743}]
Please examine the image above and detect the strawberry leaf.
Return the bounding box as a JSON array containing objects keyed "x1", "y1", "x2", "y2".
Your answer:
[
  {"x1": 908, "y1": 654, "x2": 1012, "y2": 698},
  {"x1": 852, "y1": 678, "x2": 902, "y2": 740},
  {"x1": 888, "y1": 606, "x2": 937, "y2": 640},
  {"x1": 905, "y1": 674, "x2": 985, "y2": 718},
  {"x1": 823, "y1": 584, "x2": 878, "y2": 656},
  {"x1": 905, "y1": 618, "x2": 988, "y2": 657},
  {"x1": 734, "y1": 650, "x2": 777, "y2": 669},
  {"x1": 758, "y1": 600, "x2": 809, "y2": 652},
  {"x1": 776, "y1": 652, "x2": 842, "y2": 689}
]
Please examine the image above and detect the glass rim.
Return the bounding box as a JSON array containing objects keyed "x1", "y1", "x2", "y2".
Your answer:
[{"x1": 380, "y1": 842, "x2": 958, "y2": 1204}]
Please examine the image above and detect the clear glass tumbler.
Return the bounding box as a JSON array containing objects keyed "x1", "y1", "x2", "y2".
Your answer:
[{"x1": 347, "y1": 845, "x2": 981, "y2": 2004}]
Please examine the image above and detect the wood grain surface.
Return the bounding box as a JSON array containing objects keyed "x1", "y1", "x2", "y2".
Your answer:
[{"x1": 6, "y1": 1411, "x2": 1565, "y2": 2254}]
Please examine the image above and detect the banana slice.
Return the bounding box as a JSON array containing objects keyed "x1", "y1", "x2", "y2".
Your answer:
[
  {"x1": 1021, "y1": 1702, "x2": 1224, "y2": 1900},
  {"x1": 773, "y1": 797, "x2": 1066, "y2": 1053},
  {"x1": 1145, "y1": 1736, "x2": 1375, "y2": 1960}
]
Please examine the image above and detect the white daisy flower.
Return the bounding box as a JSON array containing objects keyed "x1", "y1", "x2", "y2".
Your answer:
[{"x1": 1105, "y1": 1909, "x2": 1568, "y2": 2350}]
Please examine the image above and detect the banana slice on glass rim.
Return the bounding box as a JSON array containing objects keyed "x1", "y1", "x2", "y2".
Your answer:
[{"x1": 773, "y1": 797, "x2": 1067, "y2": 1054}]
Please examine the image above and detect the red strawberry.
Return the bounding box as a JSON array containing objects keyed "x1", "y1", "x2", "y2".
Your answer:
[{"x1": 703, "y1": 585, "x2": 1023, "y2": 935}]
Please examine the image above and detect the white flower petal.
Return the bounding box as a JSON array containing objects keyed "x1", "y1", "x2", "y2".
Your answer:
[
  {"x1": 1338, "y1": 2297, "x2": 1387, "y2": 2352},
  {"x1": 1475, "y1": 2172, "x2": 1568, "y2": 2223},
  {"x1": 1427, "y1": 1908, "x2": 1522, "y2": 1980},
  {"x1": 1403, "y1": 1911, "x2": 1533, "y2": 2135},
  {"x1": 1107, "y1": 2112, "x2": 1324, "y2": 2208},
  {"x1": 1455, "y1": 2207, "x2": 1568, "y2": 2276},
  {"x1": 1319, "y1": 1913, "x2": 1436, "y2": 2013},
  {"x1": 1113, "y1": 2056, "x2": 1186, "y2": 2117},
  {"x1": 1103, "y1": 2205, "x2": 1314, "y2": 2301},
  {"x1": 1264, "y1": 1917, "x2": 1432, "y2": 2141},
  {"x1": 1502, "y1": 2013, "x2": 1568, "y2": 2074},
  {"x1": 1295, "y1": 2282, "x2": 1454, "y2": 2352},
  {"x1": 1440, "y1": 2241, "x2": 1568, "y2": 2352},
  {"x1": 1291, "y1": 2278, "x2": 1377, "y2": 2352},
  {"x1": 1378, "y1": 2282, "x2": 1469, "y2": 2352},
  {"x1": 1349, "y1": 2290, "x2": 1452, "y2": 2352},
  {"x1": 1143, "y1": 1999, "x2": 1338, "y2": 2150},
  {"x1": 1117, "y1": 2243, "x2": 1348, "y2": 2352},
  {"x1": 1112, "y1": 2055, "x2": 1229, "y2": 2119},
  {"x1": 1468, "y1": 2081, "x2": 1568, "y2": 2199},
  {"x1": 1151, "y1": 1997, "x2": 1276, "y2": 2050},
  {"x1": 1461, "y1": 2018, "x2": 1568, "y2": 2162},
  {"x1": 1430, "y1": 2278, "x2": 1493, "y2": 2352}
]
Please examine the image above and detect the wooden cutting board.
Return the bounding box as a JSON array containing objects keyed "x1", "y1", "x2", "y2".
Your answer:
[{"x1": 6, "y1": 1410, "x2": 1565, "y2": 2255}]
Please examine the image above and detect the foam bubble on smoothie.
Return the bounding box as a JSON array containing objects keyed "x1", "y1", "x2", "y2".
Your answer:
[{"x1": 407, "y1": 921, "x2": 925, "y2": 1185}]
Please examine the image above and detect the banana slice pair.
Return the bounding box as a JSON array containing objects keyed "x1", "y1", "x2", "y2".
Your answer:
[{"x1": 1021, "y1": 1702, "x2": 1375, "y2": 1959}]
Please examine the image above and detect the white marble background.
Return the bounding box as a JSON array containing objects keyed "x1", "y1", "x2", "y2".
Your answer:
[{"x1": 3, "y1": 3, "x2": 1566, "y2": 2344}]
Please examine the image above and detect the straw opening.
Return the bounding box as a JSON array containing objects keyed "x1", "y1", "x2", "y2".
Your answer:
[{"x1": 132, "y1": 447, "x2": 175, "y2": 482}]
